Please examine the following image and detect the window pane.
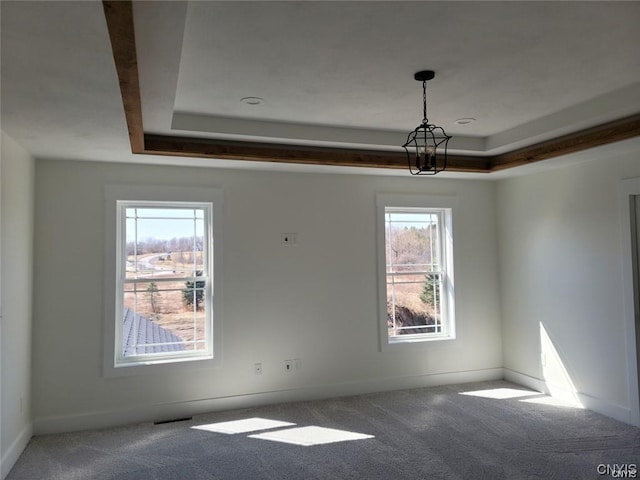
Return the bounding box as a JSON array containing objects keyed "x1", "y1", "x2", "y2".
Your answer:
[
  {"x1": 387, "y1": 271, "x2": 442, "y2": 337},
  {"x1": 125, "y1": 208, "x2": 206, "y2": 280},
  {"x1": 121, "y1": 279, "x2": 208, "y2": 356},
  {"x1": 385, "y1": 213, "x2": 439, "y2": 273}
]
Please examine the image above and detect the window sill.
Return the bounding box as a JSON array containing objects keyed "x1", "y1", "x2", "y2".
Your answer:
[
  {"x1": 381, "y1": 334, "x2": 456, "y2": 351},
  {"x1": 389, "y1": 334, "x2": 455, "y2": 344},
  {"x1": 104, "y1": 353, "x2": 220, "y2": 378}
]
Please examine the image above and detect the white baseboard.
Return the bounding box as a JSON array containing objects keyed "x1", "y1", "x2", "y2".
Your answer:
[
  {"x1": 34, "y1": 368, "x2": 503, "y2": 435},
  {"x1": 503, "y1": 368, "x2": 548, "y2": 393},
  {"x1": 576, "y1": 391, "x2": 634, "y2": 426},
  {"x1": 504, "y1": 368, "x2": 635, "y2": 426},
  {"x1": 1, "y1": 423, "x2": 33, "y2": 480}
]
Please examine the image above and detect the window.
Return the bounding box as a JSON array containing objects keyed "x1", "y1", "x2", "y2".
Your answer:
[
  {"x1": 104, "y1": 186, "x2": 222, "y2": 374},
  {"x1": 377, "y1": 195, "x2": 455, "y2": 348}
]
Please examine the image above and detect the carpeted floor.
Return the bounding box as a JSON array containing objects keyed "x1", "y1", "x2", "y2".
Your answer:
[{"x1": 7, "y1": 380, "x2": 640, "y2": 479}]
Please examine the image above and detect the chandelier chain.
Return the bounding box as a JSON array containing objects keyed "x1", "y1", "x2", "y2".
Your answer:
[{"x1": 422, "y1": 80, "x2": 428, "y2": 123}]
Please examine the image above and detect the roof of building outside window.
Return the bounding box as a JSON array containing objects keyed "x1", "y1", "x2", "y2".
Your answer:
[{"x1": 122, "y1": 307, "x2": 185, "y2": 355}]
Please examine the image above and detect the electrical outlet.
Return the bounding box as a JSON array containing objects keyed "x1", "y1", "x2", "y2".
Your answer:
[
  {"x1": 254, "y1": 363, "x2": 263, "y2": 375},
  {"x1": 284, "y1": 360, "x2": 293, "y2": 372},
  {"x1": 294, "y1": 358, "x2": 302, "y2": 371}
]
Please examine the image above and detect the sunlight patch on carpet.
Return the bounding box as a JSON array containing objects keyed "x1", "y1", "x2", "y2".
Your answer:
[
  {"x1": 191, "y1": 417, "x2": 296, "y2": 434},
  {"x1": 460, "y1": 388, "x2": 540, "y2": 399},
  {"x1": 248, "y1": 426, "x2": 374, "y2": 446}
]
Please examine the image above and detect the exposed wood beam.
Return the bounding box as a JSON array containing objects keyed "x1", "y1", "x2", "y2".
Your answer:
[
  {"x1": 490, "y1": 113, "x2": 640, "y2": 171},
  {"x1": 103, "y1": 0, "x2": 145, "y2": 153},
  {"x1": 144, "y1": 134, "x2": 491, "y2": 172}
]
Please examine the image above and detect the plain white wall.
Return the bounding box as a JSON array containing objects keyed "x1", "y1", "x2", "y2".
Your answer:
[
  {"x1": 497, "y1": 141, "x2": 640, "y2": 424},
  {"x1": 1, "y1": 132, "x2": 34, "y2": 479},
  {"x1": 32, "y1": 159, "x2": 502, "y2": 433}
]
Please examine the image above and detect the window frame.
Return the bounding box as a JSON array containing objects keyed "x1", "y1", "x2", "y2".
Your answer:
[
  {"x1": 104, "y1": 185, "x2": 223, "y2": 376},
  {"x1": 376, "y1": 194, "x2": 456, "y2": 350}
]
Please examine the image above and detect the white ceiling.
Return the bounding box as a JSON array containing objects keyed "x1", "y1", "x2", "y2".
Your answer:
[{"x1": 2, "y1": 1, "x2": 640, "y2": 177}]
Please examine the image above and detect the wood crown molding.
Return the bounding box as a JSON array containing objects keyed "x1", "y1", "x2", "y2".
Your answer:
[{"x1": 103, "y1": 0, "x2": 640, "y2": 174}]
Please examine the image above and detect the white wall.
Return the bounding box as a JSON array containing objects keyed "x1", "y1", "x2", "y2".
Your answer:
[
  {"x1": 32, "y1": 159, "x2": 502, "y2": 433},
  {"x1": 0, "y1": 132, "x2": 34, "y2": 479},
  {"x1": 497, "y1": 141, "x2": 640, "y2": 424}
]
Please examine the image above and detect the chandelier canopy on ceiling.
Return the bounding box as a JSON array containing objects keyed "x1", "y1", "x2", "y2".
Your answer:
[{"x1": 402, "y1": 70, "x2": 451, "y2": 175}]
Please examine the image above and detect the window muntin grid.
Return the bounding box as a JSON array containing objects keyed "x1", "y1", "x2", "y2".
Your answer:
[{"x1": 115, "y1": 202, "x2": 213, "y2": 365}]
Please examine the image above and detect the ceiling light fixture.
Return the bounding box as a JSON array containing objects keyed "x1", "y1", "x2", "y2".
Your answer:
[
  {"x1": 402, "y1": 71, "x2": 451, "y2": 175},
  {"x1": 454, "y1": 118, "x2": 476, "y2": 126},
  {"x1": 240, "y1": 97, "x2": 264, "y2": 106}
]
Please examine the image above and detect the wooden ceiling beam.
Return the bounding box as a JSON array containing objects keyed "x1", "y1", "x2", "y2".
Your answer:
[
  {"x1": 144, "y1": 134, "x2": 492, "y2": 172},
  {"x1": 103, "y1": 0, "x2": 144, "y2": 153},
  {"x1": 490, "y1": 113, "x2": 640, "y2": 171}
]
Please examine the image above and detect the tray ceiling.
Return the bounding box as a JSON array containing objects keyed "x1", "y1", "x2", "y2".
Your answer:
[{"x1": 2, "y1": 1, "x2": 640, "y2": 175}]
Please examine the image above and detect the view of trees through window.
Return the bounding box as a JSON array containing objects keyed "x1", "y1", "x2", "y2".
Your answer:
[
  {"x1": 122, "y1": 207, "x2": 209, "y2": 355},
  {"x1": 385, "y1": 210, "x2": 443, "y2": 336}
]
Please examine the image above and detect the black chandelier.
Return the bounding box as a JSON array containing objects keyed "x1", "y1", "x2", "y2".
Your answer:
[{"x1": 402, "y1": 70, "x2": 451, "y2": 175}]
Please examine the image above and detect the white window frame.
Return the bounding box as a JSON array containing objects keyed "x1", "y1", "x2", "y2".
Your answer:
[
  {"x1": 104, "y1": 185, "x2": 223, "y2": 376},
  {"x1": 376, "y1": 194, "x2": 456, "y2": 350}
]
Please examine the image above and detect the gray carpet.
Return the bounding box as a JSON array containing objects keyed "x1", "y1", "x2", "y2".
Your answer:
[{"x1": 7, "y1": 380, "x2": 640, "y2": 479}]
